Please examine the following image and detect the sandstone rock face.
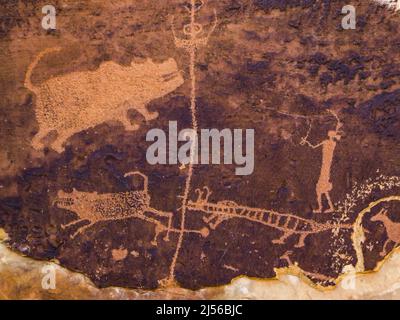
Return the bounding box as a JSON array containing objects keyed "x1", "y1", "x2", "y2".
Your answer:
[{"x1": 1, "y1": 0, "x2": 400, "y2": 298}]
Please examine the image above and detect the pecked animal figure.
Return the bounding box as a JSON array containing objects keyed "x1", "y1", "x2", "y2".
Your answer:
[
  {"x1": 371, "y1": 208, "x2": 400, "y2": 257},
  {"x1": 25, "y1": 47, "x2": 184, "y2": 153},
  {"x1": 54, "y1": 171, "x2": 173, "y2": 244}
]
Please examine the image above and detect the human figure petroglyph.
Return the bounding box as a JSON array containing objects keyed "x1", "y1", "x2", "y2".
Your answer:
[
  {"x1": 25, "y1": 48, "x2": 184, "y2": 153},
  {"x1": 187, "y1": 186, "x2": 352, "y2": 248},
  {"x1": 301, "y1": 110, "x2": 343, "y2": 213},
  {"x1": 171, "y1": 1, "x2": 218, "y2": 52},
  {"x1": 371, "y1": 208, "x2": 400, "y2": 257},
  {"x1": 54, "y1": 171, "x2": 173, "y2": 245},
  {"x1": 166, "y1": 0, "x2": 217, "y2": 285}
]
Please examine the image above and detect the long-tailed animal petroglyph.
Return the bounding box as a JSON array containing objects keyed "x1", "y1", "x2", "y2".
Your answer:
[
  {"x1": 25, "y1": 48, "x2": 184, "y2": 153},
  {"x1": 301, "y1": 110, "x2": 343, "y2": 213},
  {"x1": 371, "y1": 208, "x2": 400, "y2": 257},
  {"x1": 187, "y1": 186, "x2": 352, "y2": 248},
  {"x1": 54, "y1": 171, "x2": 173, "y2": 245}
]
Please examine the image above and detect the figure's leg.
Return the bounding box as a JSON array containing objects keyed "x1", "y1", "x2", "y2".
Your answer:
[
  {"x1": 280, "y1": 250, "x2": 293, "y2": 265},
  {"x1": 138, "y1": 214, "x2": 167, "y2": 245},
  {"x1": 121, "y1": 115, "x2": 139, "y2": 131},
  {"x1": 203, "y1": 214, "x2": 218, "y2": 224},
  {"x1": 272, "y1": 232, "x2": 291, "y2": 245},
  {"x1": 380, "y1": 239, "x2": 391, "y2": 257},
  {"x1": 140, "y1": 108, "x2": 159, "y2": 121},
  {"x1": 325, "y1": 192, "x2": 335, "y2": 213},
  {"x1": 51, "y1": 128, "x2": 78, "y2": 153},
  {"x1": 52, "y1": 129, "x2": 75, "y2": 153},
  {"x1": 51, "y1": 137, "x2": 66, "y2": 153},
  {"x1": 156, "y1": 212, "x2": 172, "y2": 242},
  {"x1": 151, "y1": 232, "x2": 158, "y2": 246},
  {"x1": 61, "y1": 218, "x2": 87, "y2": 229},
  {"x1": 295, "y1": 233, "x2": 307, "y2": 248},
  {"x1": 313, "y1": 192, "x2": 323, "y2": 213},
  {"x1": 209, "y1": 217, "x2": 227, "y2": 230},
  {"x1": 147, "y1": 208, "x2": 173, "y2": 241},
  {"x1": 164, "y1": 213, "x2": 172, "y2": 242},
  {"x1": 151, "y1": 224, "x2": 165, "y2": 246},
  {"x1": 124, "y1": 101, "x2": 159, "y2": 122},
  {"x1": 32, "y1": 128, "x2": 51, "y2": 151},
  {"x1": 70, "y1": 222, "x2": 95, "y2": 239}
]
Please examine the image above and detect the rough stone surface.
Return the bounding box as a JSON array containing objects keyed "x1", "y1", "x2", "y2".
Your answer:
[{"x1": 1, "y1": 0, "x2": 400, "y2": 297}]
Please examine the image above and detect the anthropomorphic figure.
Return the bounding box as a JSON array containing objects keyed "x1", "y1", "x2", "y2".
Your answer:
[{"x1": 301, "y1": 110, "x2": 342, "y2": 213}]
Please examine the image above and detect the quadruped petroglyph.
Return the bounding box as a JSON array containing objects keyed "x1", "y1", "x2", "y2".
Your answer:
[
  {"x1": 55, "y1": 172, "x2": 174, "y2": 244},
  {"x1": 26, "y1": 48, "x2": 184, "y2": 153},
  {"x1": 371, "y1": 209, "x2": 400, "y2": 257},
  {"x1": 2, "y1": 0, "x2": 400, "y2": 292}
]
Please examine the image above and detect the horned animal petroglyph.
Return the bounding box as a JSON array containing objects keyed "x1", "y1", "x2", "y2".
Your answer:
[
  {"x1": 54, "y1": 171, "x2": 173, "y2": 245},
  {"x1": 25, "y1": 48, "x2": 184, "y2": 153},
  {"x1": 371, "y1": 208, "x2": 400, "y2": 257}
]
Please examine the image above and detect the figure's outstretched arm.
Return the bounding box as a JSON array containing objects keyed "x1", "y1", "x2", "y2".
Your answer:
[
  {"x1": 205, "y1": 9, "x2": 218, "y2": 41},
  {"x1": 299, "y1": 121, "x2": 323, "y2": 149},
  {"x1": 301, "y1": 138, "x2": 324, "y2": 149}
]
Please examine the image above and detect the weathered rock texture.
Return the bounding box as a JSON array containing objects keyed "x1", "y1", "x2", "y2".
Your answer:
[{"x1": 1, "y1": 0, "x2": 400, "y2": 298}]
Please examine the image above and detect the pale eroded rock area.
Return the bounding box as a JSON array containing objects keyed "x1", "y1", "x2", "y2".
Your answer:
[
  {"x1": 2, "y1": 0, "x2": 400, "y2": 299},
  {"x1": 0, "y1": 230, "x2": 217, "y2": 299},
  {"x1": 1, "y1": 228, "x2": 400, "y2": 299}
]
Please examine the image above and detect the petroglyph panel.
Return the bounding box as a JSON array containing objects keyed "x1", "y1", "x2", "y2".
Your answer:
[
  {"x1": 1, "y1": 0, "x2": 400, "y2": 298},
  {"x1": 26, "y1": 49, "x2": 184, "y2": 153}
]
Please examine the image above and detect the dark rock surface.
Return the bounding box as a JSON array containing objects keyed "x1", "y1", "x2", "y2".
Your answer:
[{"x1": 1, "y1": 0, "x2": 400, "y2": 290}]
